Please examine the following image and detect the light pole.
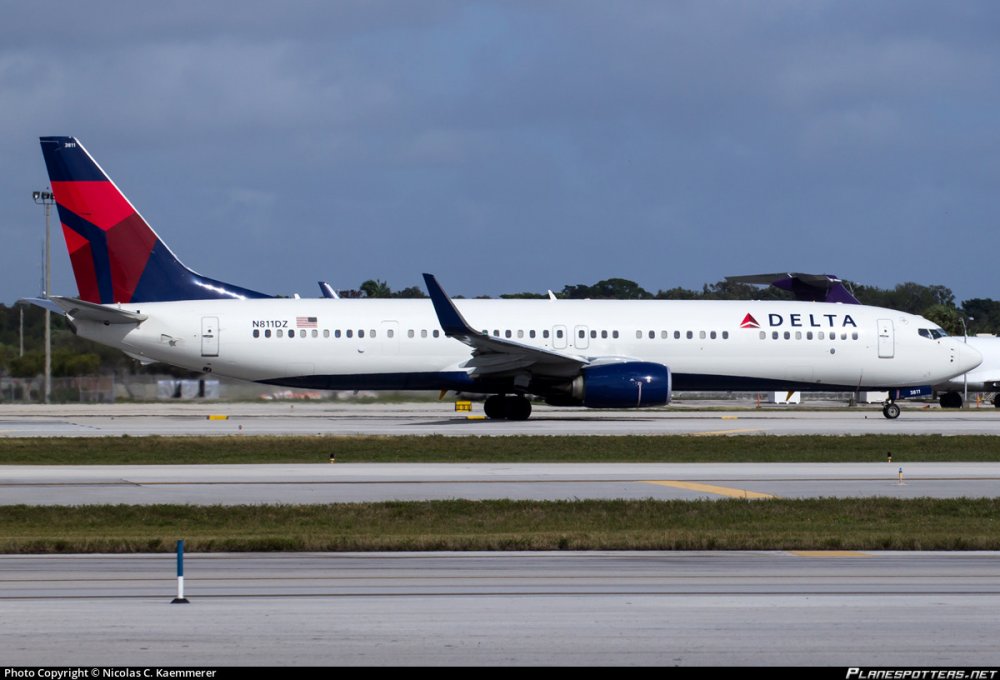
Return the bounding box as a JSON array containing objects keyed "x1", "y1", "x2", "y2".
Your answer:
[
  {"x1": 959, "y1": 316, "x2": 974, "y2": 408},
  {"x1": 32, "y1": 190, "x2": 54, "y2": 404}
]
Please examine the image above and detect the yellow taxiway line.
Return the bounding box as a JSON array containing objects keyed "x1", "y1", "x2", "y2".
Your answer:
[{"x1": 645, "y1": 480, "x2": 776, "y2": 499}]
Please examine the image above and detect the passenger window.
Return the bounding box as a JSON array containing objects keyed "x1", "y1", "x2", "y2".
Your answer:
[
  {"x1": 699, "y1": 331, "x2": 706, "y2": 339},
  {"x1": 759, "y1": 331, "x2": 765, "y2": 340},
  {"x1": 323, "y1": 329, "x2": 329, "y2": 338},
  {"x1": 783, "y1": 331, "x2": 790, "y2": 340},
  {"x1": 518, "y1": 330, "x2": 524, "y2": 339},
  {"x1": 601, "y1": 330, "x2": 607, "y2": 339},
  {"x1": 311, "y1": 330, "x2": 318, "y2": 338},
  {"x1": 408, "y1": 329, "x2": 414, "y2": 338},
  {"x1": 612, "y1": 331, "x2": 619, "y2": 339},
  {"x1": 506, "y1": 330, "x2": 512, "y2": 338},
  {"x1": 264, "y1": 329, "x2": 271, "y2": 338},
  {"x1": 556, "y1": 330, "x2": 564, "y2": 339},
  {"x1": 852, "y1": 332, "x2": 858, "y2": 340},
  {"x1": 530, "y1": 330, "x2": 536, "y2": 339},
  {"x1": 387, "y1": 329, "x2": 394, "y2": 338},
  {"x1": 359, "y1": 330, "x2": 365, "y2": 338},
  {"x1": 347, "y1": 329, "x2": 353, "y2": 338},
  {"x1": 807, "y1": 331, "x2": 813, "y2": 340},
  {"x1": 421, "y1": 330, "x2": 427, "y2": 338},
  {"x1": 636, "y1": 330, "x2": 642, "y2": 339},
  {"x1": 433, "y1": 330, "x2": 440, "y2": 338},
  {"x1": 579, "y1": 330, "x2": 585, "y2": 339},
  {"x1": 818, "y1": 331, "x2": 824, "y2": 340},
  {"x1": 686, "y1": 331, "x2": 693, "y2": 339},
  {"x1": 300, "y1": 330, "x2": 306, "y2": 338},
  {"x1": 661, "y1": 331, "x2": 668, "y2": 339},
  {"x1": 590, "y1": 330, "x2": 597, "y2": 339},
  {"x1": 277, "y1": 329, "x2": 283, "y2": 338},
  {"x1": 335, "y1": 329, "x2": 342, "y2": 338},
  {"x1": 710, "y1": 331, "x2": 717, "y2": 339},
  {"x1": 794, "y1": 331, "x2": 801, "y2": 340},
  {"x1": 772, "y1": 331, "x2": 778, "y2": 340},
  {"x1": 544, "y1": 330, "x2": 550, "y2": 339},
  {"x1": 252, "y1": 329, "x2": 260, "y2": 338},
  {"x1": 674, "y1": 331, "x2": 680, "y2": 339},
  {"x1": 649, "y1": 330, "x2": 655, "y2": 339},
  {"x1": 722, "y1": 331, "x2": 729, "y2": 339}
]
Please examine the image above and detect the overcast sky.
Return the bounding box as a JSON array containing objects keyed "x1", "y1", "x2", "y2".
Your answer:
[{"x1": 2, "y1": 1, "x2": 999, "y2": 303}]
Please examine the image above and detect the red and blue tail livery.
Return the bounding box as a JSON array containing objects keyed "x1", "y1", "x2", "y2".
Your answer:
[{"x1": 39, "y1": 136, "x2": 270, "y2": 304}]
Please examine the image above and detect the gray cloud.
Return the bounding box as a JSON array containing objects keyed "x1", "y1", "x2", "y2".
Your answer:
[{"x1": 2, "y1": 1, "x2": 999, "y2": 303}]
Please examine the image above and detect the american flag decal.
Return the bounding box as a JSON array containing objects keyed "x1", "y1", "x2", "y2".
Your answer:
[{"x1": 296, "y1": 316, "x2": 318, "y2": 328}]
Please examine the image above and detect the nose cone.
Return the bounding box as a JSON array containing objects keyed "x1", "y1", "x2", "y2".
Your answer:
[{"x1": 950, "y1": 340, "x2": 983, "y2": 375}]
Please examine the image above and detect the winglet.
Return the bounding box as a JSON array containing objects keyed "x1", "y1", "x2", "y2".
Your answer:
[{"x1": 422, "y1": 273, "x2": 476, "y2": 338}]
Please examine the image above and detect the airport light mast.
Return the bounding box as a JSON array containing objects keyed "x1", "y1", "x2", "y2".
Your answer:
[{"x1": 32, "y1": 189, "x2": 54, "y2": 404}]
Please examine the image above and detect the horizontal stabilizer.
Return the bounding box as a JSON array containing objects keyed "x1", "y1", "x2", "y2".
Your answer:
[
  {"x1": 20, "y1": 296, "x2": 147, "y2": 325},
  {"x1": 726, "y1": 272, "x2": 860, "y2": 304}
]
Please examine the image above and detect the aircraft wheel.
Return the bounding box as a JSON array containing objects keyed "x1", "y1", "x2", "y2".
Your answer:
[
  {"x1": 882, "y1": 403, "x2": 901, "y2": 419},
  {"x1": 484, "y1": 395, "x2": 506, "y2": 420},
  {"x1": 994, "y1": 394, "x2": 1000, "y2": 408},
  {"x1": 939, "y1": 392, "x2": 963, "y2": 408},
  {"x1": 506, "y1": 396, "x2": 532, "y2": 421}
]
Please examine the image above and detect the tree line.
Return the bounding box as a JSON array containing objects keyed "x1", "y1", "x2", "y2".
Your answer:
[{"x1": 2, "y1": 277, "x2": 998, "y2": 377}]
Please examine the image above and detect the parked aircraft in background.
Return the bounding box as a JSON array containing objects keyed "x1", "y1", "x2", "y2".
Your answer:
[{"x1": 22, "y1": 137, "x2": 982, "y2": 419}]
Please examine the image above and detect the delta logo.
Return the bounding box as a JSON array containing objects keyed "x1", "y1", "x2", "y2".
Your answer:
[{"x1": 739, "y1": 312, "x2": 858, "y2": 329}]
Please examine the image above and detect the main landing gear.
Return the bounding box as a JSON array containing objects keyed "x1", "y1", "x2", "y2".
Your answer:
[
  {"x1": 484, "y1": 394, "x2": 532, "y2": 421},
  {"x1": 882, "y1": 401, "x2": 900, "y2": 419},
  {"x1": 939, "y1": 391, "x2": 963, "y2": 409}
]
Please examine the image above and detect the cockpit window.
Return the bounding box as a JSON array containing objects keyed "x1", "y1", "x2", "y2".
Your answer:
[{"x1": 918, "y1": 328, "x2": 949, "y2": 339}]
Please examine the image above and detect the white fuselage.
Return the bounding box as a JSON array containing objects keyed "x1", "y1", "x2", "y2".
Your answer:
[{"x1": 72, "y1": 297, "x2": 980, "y2": 395}]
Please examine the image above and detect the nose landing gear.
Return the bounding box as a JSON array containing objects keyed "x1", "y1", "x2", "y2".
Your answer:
[{"x1": 882, "y1": 401, "x2": 900, "y2": 419}]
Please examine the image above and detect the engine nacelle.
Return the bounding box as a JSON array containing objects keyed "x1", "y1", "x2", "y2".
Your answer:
[{"x1": 571, "y1": 361, "x2": 671, "y2": 408}]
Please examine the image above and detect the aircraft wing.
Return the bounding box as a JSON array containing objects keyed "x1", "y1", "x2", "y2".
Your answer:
[
  {"x1": 423, "y1": 273, "x2": 586, "y2": 378},
  {"x1": 19, "y1": 296, "x2": 147, "y2": 324}
]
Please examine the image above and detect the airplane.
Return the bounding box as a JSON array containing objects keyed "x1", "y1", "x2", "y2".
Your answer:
[{"x1": 22, "y1": 136, "x2": 982, "y2": 420}]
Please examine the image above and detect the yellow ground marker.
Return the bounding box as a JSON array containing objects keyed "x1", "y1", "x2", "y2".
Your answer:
[
  {"x1": 646, "y1": 480, "x2": 776, "y2": 499},
  {"x1": 691, "y1": 428, "x2": 761, "y2": 437},
  {"x1": 466, "y1": 415, "x2": 487, "y2": 420},
  {"x1": 788, "y1": 551, "x2": 872, "y2": 558},
  {"x1": 206, "y1": 415, "x2": 229, "y2": 421},
  {"x1": 721, "y1": 415, "x2": 739, "y2": 420}
]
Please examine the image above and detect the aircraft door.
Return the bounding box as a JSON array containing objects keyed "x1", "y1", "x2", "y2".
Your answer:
[
  {"x1": 553, "y1": 325, "x2": 568, "y2": 349},
  {"x1": 201, "y1": 317, "x2": 219, "y2": 357},
  {"x1": 575, "y1": 325, "x2": 590, "y2": 350},
  {"x1": 877, "y1": 319, "x2": 894, "y2": 358}
]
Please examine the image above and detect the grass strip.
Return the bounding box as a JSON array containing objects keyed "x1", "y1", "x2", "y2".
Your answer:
[
  {"x1": 1, "y1": 498, "x2": 998, "y2": 553},
  {"x1": 2, "y1": 434, "x2": 1000, "y2": 464},
  {"x1": 0, "y1": 435, "x2": 1000, "y2": 465}
]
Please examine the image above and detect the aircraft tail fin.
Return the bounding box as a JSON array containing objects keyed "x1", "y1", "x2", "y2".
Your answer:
[{"x1": 38, "y1": 136, "x2": 271, "y2": 304}]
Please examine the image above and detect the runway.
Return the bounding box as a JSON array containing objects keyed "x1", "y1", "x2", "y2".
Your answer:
[
  {"x1": 2, "y1": 401, "x2": 1000, "y2": 436},
  {"x1": 2, "y1": 462, "x2": 998, "y2": 504},
  {"x1": 1, "y1": 551, "x2": 997, "y2": 666}
]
